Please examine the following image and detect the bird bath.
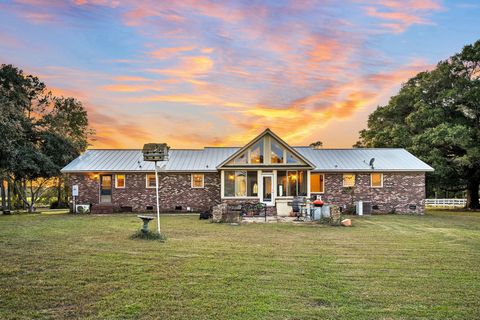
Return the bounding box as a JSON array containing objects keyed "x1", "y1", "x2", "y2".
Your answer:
[{"x1": 137, "y1": 215, "x2": 155, "y2": 233}]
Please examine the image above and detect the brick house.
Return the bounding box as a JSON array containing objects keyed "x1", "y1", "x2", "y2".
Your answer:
[{"x1": 62, "y1": 129, "x2": 433, "y2": 214}]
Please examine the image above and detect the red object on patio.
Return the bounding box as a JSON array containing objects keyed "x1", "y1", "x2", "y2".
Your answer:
[{"x1": 313, "y1": 199, "x2": 324, "y2": 207}]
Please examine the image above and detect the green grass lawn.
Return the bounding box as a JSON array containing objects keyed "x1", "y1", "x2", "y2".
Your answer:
[{"x1": 1, "y1": 211, "x2": 479, "y2": 319}]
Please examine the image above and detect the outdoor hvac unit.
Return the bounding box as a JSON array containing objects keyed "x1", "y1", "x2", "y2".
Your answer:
[
  {"x1": 142, "y1": 143, "x2": 170, "y2": 161},
  {"x1": 355, "y1": 201, "x2": 372, "y2": 216},
  {"x1": 75, "y1": 204, "x2": 90, "y2": 214}
]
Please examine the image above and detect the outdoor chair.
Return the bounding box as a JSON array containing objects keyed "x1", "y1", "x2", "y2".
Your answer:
[{"x1": 292, "y1": 197, "x2": 308, "y2": 220}]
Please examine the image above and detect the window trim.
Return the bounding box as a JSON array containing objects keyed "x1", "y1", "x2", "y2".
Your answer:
[
  {"x1": 191, "y1": 174, "x2": 205, "y2": 188},
  {"x1": 310, "y1": 173, "x2": 325, "y2": 194},
  {"x1": 146, "y1": 173, "x2": 156, "y2": 189},
  {"x1": 342, "y1": 173, "x2": 356, "y2": 187},
  {"x1": 115, "y1": 174, "x2": 126, "y2": 188},
  {"x1": 370, "y1": 173, "x2": 383, "y2": 188}
]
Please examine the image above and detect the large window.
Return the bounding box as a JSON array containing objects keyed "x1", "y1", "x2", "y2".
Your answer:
[
  {"x1": 250, "y1": 140, "x2": 264, "y2": 164},
  {"x1": 310, "y1": 173, "x2": 324, "y2": 193},
  {"x1": 286, "y1": 151, "x2": 300, "y2": 164},
  {"x1": 277, "y1": 170, "x2": 307, "y2": 197},
  {"x1": 115, "y1": 174, "x2": 125, "y2": 188},
  {"x1": 224, "y1": 171, "x2": 258, "y2": 197},
  {"x1": 371, "y1": 173, "x2": 383, "y2": 188},
  {"x1": 270, "y1": 140, "x2": 284, "y2": 164},
  {"x1": 146, "y1": 173, "x2": 156, "y2": 188},
  {"x1": 343, "y1": 174, "x2": 355, "y2": 187},
  {"x1": 191, "y1": 174, "x2": 204, "y2": 188}
]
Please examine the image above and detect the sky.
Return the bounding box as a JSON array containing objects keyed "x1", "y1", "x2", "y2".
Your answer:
[{"x1": 0, "y1": 0, "x2": 479, "y2": 149}]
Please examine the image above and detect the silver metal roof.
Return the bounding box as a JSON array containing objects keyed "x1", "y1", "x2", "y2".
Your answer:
[
  {"x1": 61, "y1": 148, "x2": 239, "y2": 173},
  {"x1": 295, "y1": 147, "x2": 434, "y2": 172},
  {"x1": 61, "y1": 147, "x2": 433, "y2": 173}
]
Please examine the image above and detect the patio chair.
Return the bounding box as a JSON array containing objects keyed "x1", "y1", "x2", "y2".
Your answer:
[{"x1": 292, "y1": 197, "x2": 307, "y2": 220}]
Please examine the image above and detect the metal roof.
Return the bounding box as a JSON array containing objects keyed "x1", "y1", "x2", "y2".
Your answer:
[
  {"x1": 61, "y1": 148, "x2": 239, "y2": 173},
  {"x1": 61, "y1": 147, "x2": 433, "y2": 173},
  {"x1": 295, "y1": 147, "x2": 434, "y2": 172}
]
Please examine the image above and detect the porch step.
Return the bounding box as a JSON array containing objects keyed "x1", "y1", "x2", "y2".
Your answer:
[{"x1": 91, "y1": 204, "x2": 114, "y2": 214}]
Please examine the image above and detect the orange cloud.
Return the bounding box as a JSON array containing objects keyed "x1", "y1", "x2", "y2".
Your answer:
[
  {"x1": 148, "y1": 46, "x2": 195, "y2": 59},
  {"x1": 362, "y1": 0, "x2": 443, "y2": 33}
]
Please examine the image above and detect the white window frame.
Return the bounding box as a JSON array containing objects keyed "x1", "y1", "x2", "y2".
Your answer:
[
  {"x1": 310, "y1": 173, "x2": 325, "y2": 193},
  {"x1": 370, "y1": 173, "x2": 383, "y2": 188},
  {"x1": 343, "y1": 173, "x2": 355, "y2": 187},
  {"x1": 146, "y1": 173, "x2": 156, "y2": 188},
  {"x1": 115, "y1": 174, "x2": 126, "y2": 188},
  {"x1": 191, "y1": 174, "x2": 205, "y2": 188}
]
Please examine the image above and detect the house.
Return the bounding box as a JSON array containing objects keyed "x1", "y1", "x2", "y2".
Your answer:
[{"x1": 61, "y1": 129, "x2": 434, "y2": 214}]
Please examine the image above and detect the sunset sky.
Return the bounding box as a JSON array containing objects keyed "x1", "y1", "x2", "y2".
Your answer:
[{"x1": 1, "y1": 0, "x2": 479, "y2": 149}]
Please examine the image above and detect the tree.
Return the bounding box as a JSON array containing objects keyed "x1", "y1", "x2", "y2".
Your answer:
[
  {"x1": 356, "y1": 40, "x2": 480, "y2": 209},
  {"x1": 0, "y1": 64, "x2": 91, "y2": 212},
  {"x1": 309, "y1": 140, "x2": 323, "y2": 149}
]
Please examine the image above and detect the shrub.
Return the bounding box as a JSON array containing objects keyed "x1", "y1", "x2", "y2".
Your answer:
[{"x1": 130, "y1": 230, "x2": 167, "y2": 242}]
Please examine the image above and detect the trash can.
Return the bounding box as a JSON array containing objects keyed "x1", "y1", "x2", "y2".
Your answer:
[{"x1": 312, "y1": 199, "x2": 324, "y2": 220}]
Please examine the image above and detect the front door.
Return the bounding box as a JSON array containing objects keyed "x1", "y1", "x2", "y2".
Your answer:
[
  {"x1": 261, "y1": 174, "x2": 274, "y2": 206},
  {"x1": 100, "y1": 175, "x2": 112, "y2": 203}
]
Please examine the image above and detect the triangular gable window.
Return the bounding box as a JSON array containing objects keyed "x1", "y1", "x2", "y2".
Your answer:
[
  {"x1": 222, "y1": 130, "x2": 312, "y2": 167},
  {"x1": 234, "y1": 152, "x2": 248, "y2": 164},
  {"x1": 286, "y1": 151, "x2": 300, "y2": 164},
  {"x1": 249, "y1": 140, "x2": 264, "y2": 164},
  {"x1": 270, "y1": 140, "x2": 284, "y2": 164}
]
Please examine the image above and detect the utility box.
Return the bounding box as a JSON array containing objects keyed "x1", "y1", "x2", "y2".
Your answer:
[{"x1": 356, "y1": 201, "x2": 372, "y2": 216}]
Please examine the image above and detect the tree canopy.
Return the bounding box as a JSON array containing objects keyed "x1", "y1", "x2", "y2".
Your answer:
[
  {"x1": 0, "y1": 64, "x2": 92, "y2": 211},
  {"x1": 356, "y1": 40, "x2": 480, "y2": 209}
]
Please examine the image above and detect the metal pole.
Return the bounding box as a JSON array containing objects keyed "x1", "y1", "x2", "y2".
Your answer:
[{"x1": 155, "y1": 161, "x2": 161, "y2": 234}]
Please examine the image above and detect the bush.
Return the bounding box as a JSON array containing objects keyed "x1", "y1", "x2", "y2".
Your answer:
[
  {"x1": 130, "y1": 230, "x2": 167, "y2": 242},
  {"x1": 50, "y1": 201, "x2": 69, "y2": 209}
]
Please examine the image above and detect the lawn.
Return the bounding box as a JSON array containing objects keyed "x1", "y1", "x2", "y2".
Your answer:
[{"x1": 0, "y1": 211, "x2": 479, "y2": 319}]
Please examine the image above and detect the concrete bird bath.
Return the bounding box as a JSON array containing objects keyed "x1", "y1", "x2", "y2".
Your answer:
[{"x1": 137, "y1": 215, "x2": 155, "y2": 233}]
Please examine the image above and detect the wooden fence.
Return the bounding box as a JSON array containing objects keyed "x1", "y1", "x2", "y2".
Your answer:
[{"x1": 425, "y1": 198, "x2": 466, "y2": 208}]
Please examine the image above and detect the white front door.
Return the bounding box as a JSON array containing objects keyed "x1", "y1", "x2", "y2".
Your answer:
[{"x1": 261, "y1": 174, "x2": 274, "y2": 206}]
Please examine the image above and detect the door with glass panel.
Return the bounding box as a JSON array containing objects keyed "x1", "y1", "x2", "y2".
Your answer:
[
  {"x1": 261, "y1": 174, "x2": 274, "y2": 206},
  {"x1": 100, "y1": 174, "x2": 112, "y2": 203}
]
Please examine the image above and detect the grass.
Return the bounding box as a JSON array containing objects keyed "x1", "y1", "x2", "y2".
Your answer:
[{"x1": 0, "y1": 210, "x2": 479, "y2": 319}]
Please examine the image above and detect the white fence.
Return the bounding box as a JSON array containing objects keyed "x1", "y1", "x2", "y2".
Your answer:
[{"x1": 425, "y1": 198, "x2": 466, "y2": 208}]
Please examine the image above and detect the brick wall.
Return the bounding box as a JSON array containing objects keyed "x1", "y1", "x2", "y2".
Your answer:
[
  {"x1": 67, "y1": 171, "x2": 426, "y2": 214},
  {"x1": 312, "y1": 172, "x2": 426, "y2": 214},
  {"x1": 67, "y1": 172, "x2": 221, "y2": 213}
]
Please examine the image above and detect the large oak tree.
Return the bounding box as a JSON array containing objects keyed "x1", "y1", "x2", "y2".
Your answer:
[
  {"x1": 356, "y1": 40, "x2": 480, "y2": 209},
  {"x1": 0, "y1": 64, "x2": 92, "y2": 212}
]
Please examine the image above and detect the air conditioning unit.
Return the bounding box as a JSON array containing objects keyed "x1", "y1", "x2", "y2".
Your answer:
[
  {"x1": 75, "y1": 204, "x2": 90, "y2": 214},
  {"x1": 355, "y1": 201, "x2": 372, "y2": 216}
]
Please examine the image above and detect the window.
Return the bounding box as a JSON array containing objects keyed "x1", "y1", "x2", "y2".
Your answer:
[
  {"x1": 343, "y1": 174, "x2": 355, "y2": 187},
  {"x1": 224, "y1": 171, "x2": 258, "y2": 197},
  {"x1": 191, "y1": 174, "x2": 204, "y2": 188},
  {"x1": 371, "y1": 173, "x2": 383, "y2": 188},
  {"x1": 234, "y1": 152, "x2": 248, "y2": 164},
  {"x1": 115, "y1": 174, "x2": 125, "y2": 188},
  {"x1": 277, "y1": 170, "x2": 307, "y2": 197},
  {"x1": 286, "y1": 151, "x2": 300, "y2": 164},
  {"x1": 249, "y1": 140, "x2": 264, "y2": 164},
  {"x1": 247, "y1": 171, "x2": 258, "y2": 196},
  {"x1": 270, "y1": 140, "x2": 284, "y2": 164},
  {"x1": 146, "y1": 173, "x2": 156, "y2": 188},
  {"x1": 310, "y1": 173, "x2": 324, "y2": 193}
]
